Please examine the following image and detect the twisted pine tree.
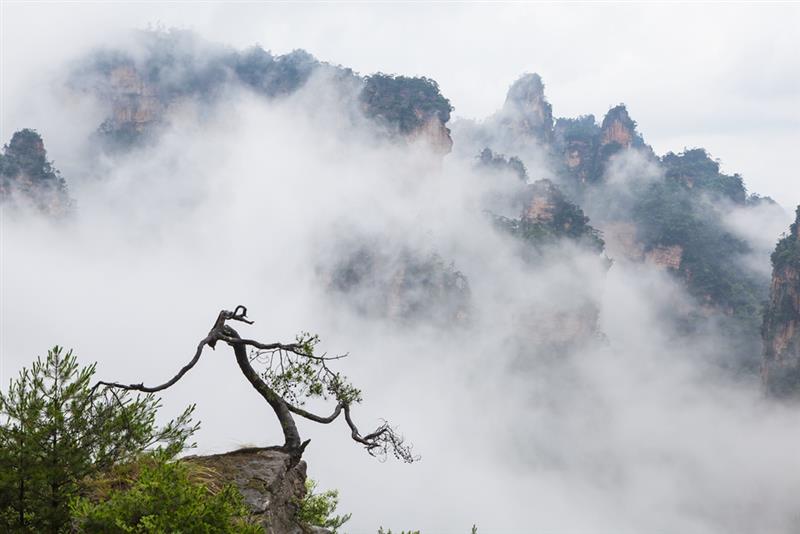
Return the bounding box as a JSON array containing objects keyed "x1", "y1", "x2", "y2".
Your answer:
[{"x1": 97, "y1": 306, "x2": 416, "y2": 462}]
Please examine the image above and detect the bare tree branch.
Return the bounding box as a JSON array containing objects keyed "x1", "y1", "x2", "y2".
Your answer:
[
  {"x1": 286, "y1": 401, "x2": 344, "y2": 424},
  {"x1": 94, "y1": 336, "x2": 212, "y2": 394}
]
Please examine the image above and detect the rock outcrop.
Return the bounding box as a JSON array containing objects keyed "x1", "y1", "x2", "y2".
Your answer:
[
  {"x1": 0, "y1": 129, "x2": 71, "y2": 215},
  {"x1": 762, "y1": 206, "x2": 800, "y2": 396},
  {"x1": 505, "y1": 178, "x2": 606, "y2": 254},
  {"x1": 185, "y1": 448, "x2": 327, "y2": 534},
  {"x1": 407, "y1": 114, "x2": 454, "y2": 155},
  {"x1": 551, "y1": 105, "x2": 651, "y2": 187},
  {"x1": 326, "y1": 242, "x2": 470, "y2": 325},
  {"x1": 599, "y1": 105, "x2": 639, "y2": 149}
]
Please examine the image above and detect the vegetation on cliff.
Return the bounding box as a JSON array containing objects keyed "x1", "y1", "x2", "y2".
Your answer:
[
  {"x1": 770, "y1": 206, "x2": 800, "y2": 271},
  {"x1": 72, "y1": 455, "x2": 261, "y2": 533},
  {"x1": 662, "y1": 148, "x2": 747, "y2": 204},
  {"x1": 0, "y1": 129, "x2": 71, "y2": 214},
  {"x1": 603, "y1": 148, "x2": 768, "y2": 371},
  {"x1": 631, "y1": 171, "x2": 763, "y2": 319},
  {"x1": 360, "y1": 74, "x2": 453, "y2": 134}
]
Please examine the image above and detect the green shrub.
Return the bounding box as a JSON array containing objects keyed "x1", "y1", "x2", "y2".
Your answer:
[
  {"x1": 297, "y1": 478, "x2": 351, "y2": 532},
  {"x1": 71, "y1": 454, "x2": 260, "y2": 533},
  {"x1": 0, "y1": 346, "x2": 195, "y2": 532}
]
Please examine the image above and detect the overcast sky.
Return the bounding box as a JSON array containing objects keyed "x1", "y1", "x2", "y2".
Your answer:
[{"x1": 2, "y1": 2, "x2": 798, "y2": 206}]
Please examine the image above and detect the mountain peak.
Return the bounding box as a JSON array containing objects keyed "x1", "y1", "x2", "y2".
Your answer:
[
  {"x1": 501, "y1": 73, "x2": 553, "y2": 140},
  {"x1": 504, "y1": 73, "x2": 545, "y2": 105},
  {"x1": 7, "y1": 129, "x2": 47, "y2": 165}
]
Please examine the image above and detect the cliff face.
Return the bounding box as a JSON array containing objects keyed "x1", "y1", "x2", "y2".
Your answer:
[
  {"x1": 762, "y1": 207, "x2": 800, "y2": 396},
  {"x1": 88, "y1": 59, "x2": 176, "y2": 148},
  {"x1": 0, "y1": 129, "x2": 71, "y2": 215},
  {"x1": 185, "y1": 449, "x2": 328, "y2": 534},
  {"x1": 103, "y1": 64, "x2": 164, "y2": 135},
  {"x1": 554, "y1": 115, "x2": 598, "y2": 186},
  {"x1": 407, "y1": 114, "x2": 453, "y2": 155}
]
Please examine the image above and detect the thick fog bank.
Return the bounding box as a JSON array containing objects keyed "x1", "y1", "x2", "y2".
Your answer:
[{"x1": 3, "y1": 46, "x2": 800, "y2": 534}]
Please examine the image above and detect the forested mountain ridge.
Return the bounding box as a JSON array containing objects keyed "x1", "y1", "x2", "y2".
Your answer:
[
  {"x1": 456, "y1": 72, "x2": 784, "y2": 373},
  {"x1": 69, "y1": 29, "x2": 453, "y2": 154}
]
